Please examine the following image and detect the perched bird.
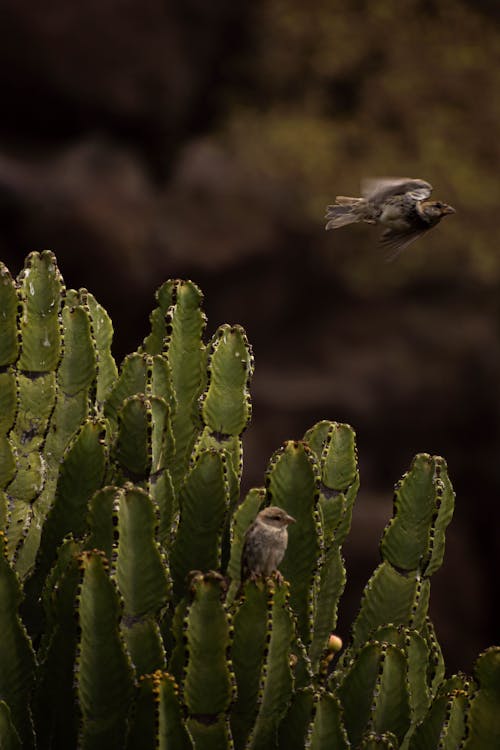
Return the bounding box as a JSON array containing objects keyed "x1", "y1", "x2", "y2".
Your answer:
[
  {"x1": 240, "y1": 506, "x2": 296, "y2": 582},
  {"x1": 325, "y1": 177, "x2": 455, "y2": 258}
]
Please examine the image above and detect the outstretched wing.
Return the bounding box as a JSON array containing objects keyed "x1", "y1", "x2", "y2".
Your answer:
[
  {"x1": 362, "y1": 177, "x2": 433, "y2": 203},
  {"x1": 380, "y1": 225, "x2": 430, "y2": 261}
]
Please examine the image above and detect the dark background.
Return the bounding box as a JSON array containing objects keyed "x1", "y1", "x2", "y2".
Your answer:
[{"x1": 0, "y1": 0, "x2": 498, "y2": 673}]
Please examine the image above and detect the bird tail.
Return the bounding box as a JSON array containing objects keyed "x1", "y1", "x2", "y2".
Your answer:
[{"x1": 325, "y1": 196, "x2": 367, "y2": 229}]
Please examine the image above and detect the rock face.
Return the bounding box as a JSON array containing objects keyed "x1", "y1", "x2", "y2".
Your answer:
[{"x1": 0, "y1": 0, "x2": 499, "y2": 672}]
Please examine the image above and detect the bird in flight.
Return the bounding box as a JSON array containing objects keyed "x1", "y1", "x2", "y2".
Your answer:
[{"x1": 325, "y1": 177, "x2": 455, "y2": 259}]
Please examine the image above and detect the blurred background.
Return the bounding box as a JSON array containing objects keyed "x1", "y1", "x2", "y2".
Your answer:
[{"x1": 0, "y1": 0, "x2": 498, "y2": 673}]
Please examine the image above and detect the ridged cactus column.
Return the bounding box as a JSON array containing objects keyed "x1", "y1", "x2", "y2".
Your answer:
[
  {"x1": 331, "y1": 454, "x2": 455, "y2": 748},
  {"x1": 0, "y1": 531, "x2": 36, "y2": 749},
  {"x1": 231, "y1": 578, "x2": 295, "y2": 750}
]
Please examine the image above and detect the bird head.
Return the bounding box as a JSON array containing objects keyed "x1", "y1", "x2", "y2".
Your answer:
[
  {"x1": 258, "y1": 506, "x2": 296, "y2": 528},
  {"x1": 421, "y1": 200, "x2": 456, "y2": 225}
]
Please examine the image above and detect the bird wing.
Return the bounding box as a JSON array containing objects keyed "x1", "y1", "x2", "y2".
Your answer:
[
  {"x1": 380, "y1": 225, "x2": 430, "y2": 261},
  {"x1": 240, "y1": 521, "x2": 257, "y2": 580},
  {"x1": 362, "y1": 177, "x2": 433, "y2": 203}
]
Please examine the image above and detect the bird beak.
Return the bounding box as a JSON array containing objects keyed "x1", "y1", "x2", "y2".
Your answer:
[
  {"x1": 285, "y1": 514, "x2": 296, "y2": 525},
  {"x1": 442, "y1": 204, "x2": 456, "y2": 215}
]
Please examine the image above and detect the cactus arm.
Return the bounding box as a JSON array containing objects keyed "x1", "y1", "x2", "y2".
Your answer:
[
  {"x1": 17, "y1": 250, "x2": 63, "y2": 372},
  {"x1": 265, "y1": 440, "x2": 322, "y2": 646},
  {"x1": 0, "y1": 370, "x2": 17, "y2": 438},
  {"x1": 421, "y1": 616, "x2": 445, "y2": 698},
  {"x1": 170, "y1": 450, "x2": 230, "y2": 601},
  {"x1": 197, "y1": 324, "x2": 254, "y2": 568},
  {"x1": 86, "y1": 486, "x2": 119, "y2": 559},
  {"x1": 150, "y1": 395, "x2": 171, "y2": 474},
  {"x1": 246, "y1": 581, "x2": 295, "y2": 750},
  {"x1": 308, "y1": 692, "x2": 350, "y2": 750},
  {"x1": 4, "y1": 373, "x2": 56, "y2": 561},
  {"x1": 114, "y1": 485, "x2": 170, "y2": 674},
  {"x1": 276, "y1": 688, "x2": 316, "y2": 750},
  {"x1": 408, "y1": 688, "x2": 468, "y2": 749},
  {"x1": 160, "y1": 280, "x2": 206, "y2": 492},
  {"x1": 333, "y1": 474, "x2": 360, "y2": 547},
  {"x1": 114, "y1": 394, "x2": 153, "y2": 477},
  {"x1": 0, "y1": 262, "x2": 19, "y2": 367},
  {"x1": 0, "y1": 533, "x2": 36, "y2": 749},
  {"x1": 141, "y1": 280, "x2": 177, "y2": 355},
  {"x1": 381, "y1": 454, "x2": 454, "y2": 574},
  {"x1": 462, "y1": 647, "x2": 500, "y2": 749},
  {"x1": 87, "y1": 485, "x2": 170, "y2": 675},
  {"x1": 230, "y1": 578, "x2": 270, "y2": 749},
  {"x1": 23, "y1": 419, "x2": 107, "y2": 626},
  {"x1": 34, "y1": 538, "x2": 82, "y2": 747},
  {"x1": 105, "y1": 354, "x2": 175, "y2": 482},
  {"x1": 166, "y1": 596, "x2": 190, "y2": 682},
  {"x1": 44, "y1": 297, "x2": 95, "y2": 460},
  {"x1": 15, "y1": 295, "x2": 100, "y2": 577},
  {"x1": 352, "y1": 562, "x2": 431, "y2": 646},
  {"x1": 151, "y1": 352, "x2": 175, "y2": 402},
  {"x1": 304, "y1": 420, "x2": 358, "y2": 492},
  {"x1": 50, "y1": 420, "x2": 108, "y2": 542},
  {"x1": 58, "y1": 300, "x2": 97, "y2": 395},
  {"x1": 352, "y1": 454, "x2": 453, "y2": 648},
  {"x1": 201, "y1": 324, "x2": 253, "y2": 439},
  {"x1": 0, "y1": 262, "x2": 19, "y2": 528},
  {"x1": 126, "y1": 280, "x2": 207, "y2": 492},
  {"x1": 115, "y1": 484, "x2": 170, "y2": 620},
  {"x1": 123, "y1": 619, "x2": 167, "y2": 681},
  {"x1": 404, "y1": 630, "x2": 432, "y2": 729},
  {"x1": 0, "y1": 371, "x2": 17, "y2": 503},
  {"x1": 304, "y1": 421, "x2": 359, "y2": 674},
  {"x1": 76, "y1": 550, "x2": 134, "y2": 749},
  {"x1": 309, "y1": 543, "x2": 346, "y2": 674},
  {"x1": 337, "y1": 641, "x2": 411, "y2": 747},
  {"x1": 127, "y1": 671, "x2": 194, "y2": 750},
  {"x1": 369, "y1": 626, "x2": 431, "y2": 734},
  {"x1": 82, "y1": 290, "x2": 118, "y2": 406},
  {"x1": 182, "y1": 572, "x2": 234, "y2": 746},
  {"x1": 150, "y1": 469, "x2": 177, "y2": 550},
  {"x1": 104, "y1": 353, "x2": 148, "y2": 426},
  {"x1": 0, "y1": 702, "x2": 22, "y2": 750},
  {"x1": 277, "y1": 688, "x2": 350, "y2": 750}
]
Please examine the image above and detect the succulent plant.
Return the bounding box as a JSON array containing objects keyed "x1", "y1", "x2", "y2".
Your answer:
[{"x1": 0, "y1": 251, "x2": 499, "y2": 749}]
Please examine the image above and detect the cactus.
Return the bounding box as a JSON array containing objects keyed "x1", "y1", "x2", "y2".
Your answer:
[{"x1": 0, "y1": 251, "x2": 499, "y2": 749}]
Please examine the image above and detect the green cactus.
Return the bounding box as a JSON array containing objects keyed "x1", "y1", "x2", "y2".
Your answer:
[
  {"x1": 0, "y1": 532, "x2": 36, "y2": 749},
  {"x1": 0, "y1": 251, "x2": 499, "y2": 749}
]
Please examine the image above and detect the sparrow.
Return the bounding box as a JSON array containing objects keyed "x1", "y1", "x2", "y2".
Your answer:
[
  {"x1": 240, "y1": 506, "x2": 296, "y2": 581},
  {"x1": 325, "y1": 177, "x2": 455, "y2": 258}
]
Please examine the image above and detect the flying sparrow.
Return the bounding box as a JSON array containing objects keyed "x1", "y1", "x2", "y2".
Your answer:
[
  {"x1": 240, "y1": 506, "x2": 296, "y2": 581},
  {"x1": 325, "y1": 177, "x2": 455, "y2": 258}
]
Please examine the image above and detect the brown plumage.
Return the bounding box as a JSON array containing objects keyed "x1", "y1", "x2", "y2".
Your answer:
[
  {"x1": 325, "y1": 177, "x2": 455, "y2": 259},
  {"x1": 240, "y1": 506, "x2": 295, "y2": 581}
]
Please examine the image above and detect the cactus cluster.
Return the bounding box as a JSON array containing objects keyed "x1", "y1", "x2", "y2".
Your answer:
[{"x1": 0, "y1": 251, "x2": 499, "y2": 749}]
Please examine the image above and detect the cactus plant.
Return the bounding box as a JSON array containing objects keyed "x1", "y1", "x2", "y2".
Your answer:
[{"x1": 0, "y1": 251, "x2": 499, "y2": 749}]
